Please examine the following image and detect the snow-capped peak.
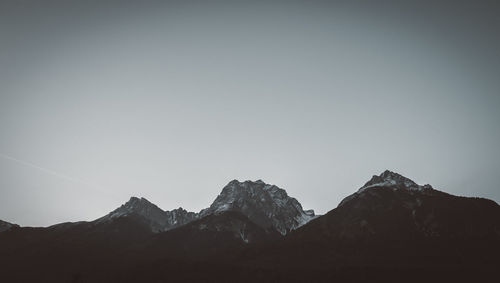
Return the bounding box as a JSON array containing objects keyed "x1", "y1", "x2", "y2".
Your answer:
[
  {"x1": 358, "y1": 170, "x2": 432, "y2": 193},
  {"x1": 338, "y1": 170, "x2": 433, "y2": 207}
]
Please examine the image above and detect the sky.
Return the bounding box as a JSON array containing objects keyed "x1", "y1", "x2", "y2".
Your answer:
[{"x1": 1, "y1": 0, "x2": 499, "y2": 227}]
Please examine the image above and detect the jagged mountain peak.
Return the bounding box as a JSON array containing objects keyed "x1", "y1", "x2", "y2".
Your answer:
[
  {"x1": 203, "y1": 179, "x2": 315, "y2": 235},
  {"x1": 172, "y1": 207, "x2": 187, "y2": 212},
  {"x1": 98, "y1": 196, "x2": 165, "y2": 226},
  {"x1": 124, "y1": 196, "x2": 157, "y2": 207},
  {"x1": 96, "y1": 197, "x2": 199, "y2": 232},
  {"x1": 226, "y1": 179, "x2": 269, "y2": 187},
  {"x1": 221, "y1": 179, "x2": 283, "y2": 194},
  {"x1": 113, "y1": 196, "x2": 164, "y2": 216},
  {"x1": 213, "y1": 179, "x2": 294, "y2": 210}
]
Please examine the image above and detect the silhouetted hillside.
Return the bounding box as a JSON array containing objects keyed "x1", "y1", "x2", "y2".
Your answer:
[{"x1": 1, "y1": 171, "x2": 499, "y2": 282}]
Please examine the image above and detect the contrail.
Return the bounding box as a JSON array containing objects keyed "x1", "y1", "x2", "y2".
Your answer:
[{"x1": 0, "y1": 152, "x2": 107, "y2": 192}]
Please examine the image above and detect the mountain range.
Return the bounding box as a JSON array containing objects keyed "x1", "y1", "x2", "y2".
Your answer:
[
  {"x1": 95, "y1": 179, "x2": 315, "y2": 236},
  {"x1": 0, "y1": 170, "x2": 499, "y2": 282}
]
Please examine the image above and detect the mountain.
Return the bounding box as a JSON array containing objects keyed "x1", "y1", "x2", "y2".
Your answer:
[
  {"x1": 97, "y1": 180, "x2": 315, "y2": 235},
  {"x1": 249, "y1": 170, "x2": 500, "y2": 273},
  {"x1": 96, "y1": 197, "x2": 199, "y2": 232},
  {"x1": 201, "y1": 179, "x2": 316, "y2": 235},
  {"x1": 337, "y1": 170, "x2": 433, "y2": 207},
  {"x1": 325, "y1": 170, "x2": 500, "y2": 240},
  {"x1": 142, "y1": 211, "x2": 280, "y2": 261},
  {"x1": 0, "y1": 219, "x2": 18, "y2": 232},
  {"x1": 1, "y1": 172, "x2": 499, "y2": 282}
]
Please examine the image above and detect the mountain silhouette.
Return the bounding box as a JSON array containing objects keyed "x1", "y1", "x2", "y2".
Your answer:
[{"x1": 0, "y1": 171, "x2": 498, "y2": 282}]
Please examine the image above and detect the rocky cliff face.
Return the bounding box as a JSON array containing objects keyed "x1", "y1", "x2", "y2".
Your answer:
[{"x1": 201, "y1": 180, "x2": 315, "y2": 235}]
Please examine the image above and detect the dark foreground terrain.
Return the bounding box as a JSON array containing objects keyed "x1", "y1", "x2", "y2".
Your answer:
[{"x1": 1, "y1": 171, "x2": 499, "y2": 282}]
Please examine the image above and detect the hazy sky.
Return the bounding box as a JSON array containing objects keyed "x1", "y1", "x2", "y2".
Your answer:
[{"x1": 1, "y1": 0, "x2": 499, "y2": 226}]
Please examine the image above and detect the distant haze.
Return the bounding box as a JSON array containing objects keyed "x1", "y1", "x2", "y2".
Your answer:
[{"x1": 1, "y1": 0, "x2": 499, "y2": 226}]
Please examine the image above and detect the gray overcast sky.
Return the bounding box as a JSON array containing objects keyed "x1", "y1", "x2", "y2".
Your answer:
[{"x1": 1, "y1": 0, "x2": 499, "y2": 226}]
